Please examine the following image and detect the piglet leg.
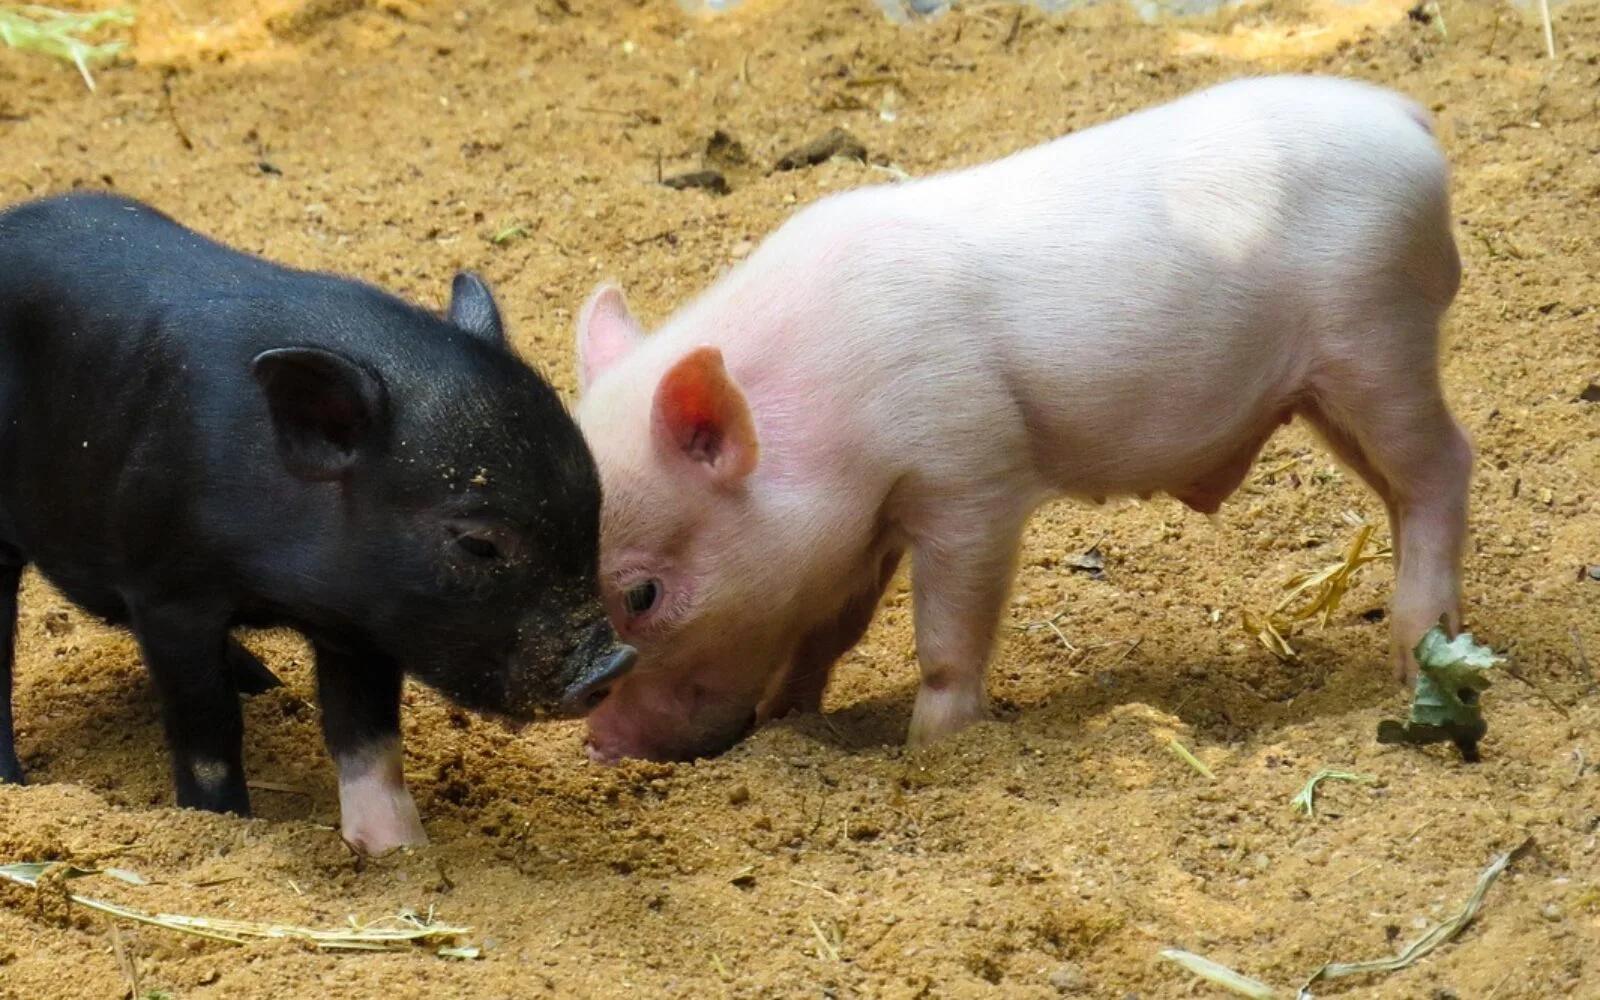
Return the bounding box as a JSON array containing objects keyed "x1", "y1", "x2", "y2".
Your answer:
[
  {"x1": 126, "y1": 597, "x2": 251, "y2": 816},
  {"x1": 1305, "y1": 323, "x2": 1472, "y2": 683},
  {"x1": 313, "y1": 642, "x2": 425, "y2": 854},
  {"x1": 0, "y1": 547, "x2": 25, "y2": 784},
  {"x1": 906, "y1": 504, "x2": 1028, "y2": 746},
  {"x1": 225, "y1": 637, "x2": 284, "y2": 696},
  {"x1": 761, "y1": 549, "x2": 904, "y2": 723},
  {"x1": 331, "y1": 736, "x2": 423, "y2": 855},
  {"x1": 1370, "y1": 403, "x2": 1471, "y2": 682}
]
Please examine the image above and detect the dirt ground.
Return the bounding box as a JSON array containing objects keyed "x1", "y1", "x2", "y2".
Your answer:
[{"x1": 1, "y1": 0, "x2": 1597, "y2": 997}]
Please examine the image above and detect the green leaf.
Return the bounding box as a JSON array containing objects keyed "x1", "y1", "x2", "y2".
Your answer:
[
  {"x1": 102, "y1": 867, "x2": 149, "y2": 885},
  {"x1": 0, "y1": 861, "x2": 140, "y2": 885},
  {"x1": 1303, "y1": 838, "x2": 1532, "y2": 987},
  {"x1": 0, "y1": 5, "x2": 134, "y2": 91},
  {"x1": 1290, "y1": 769, "x2": 1378, "y2": 819},
  {"x1": 1159, "y1": 949, "x2": 1285, "y2": 998},
  {"x1": 0, "y1": 861, "x2": 52, "y2": 885},
  {"x1": 1409, "y1": 626, "x2": 1498, "y2": 729}
]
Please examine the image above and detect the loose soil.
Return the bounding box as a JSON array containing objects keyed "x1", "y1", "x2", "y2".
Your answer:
[{"x1": 1, "y1": 0, "x2": 1597, "y2": 997}]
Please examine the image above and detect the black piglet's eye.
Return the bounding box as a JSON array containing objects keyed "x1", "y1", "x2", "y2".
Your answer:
[
  {"x1": 624, "y1": 580, "x2": 660, "y2": 616},
  {"x1": 456, "y1": 535, "x2": 501, "y2": 560}
]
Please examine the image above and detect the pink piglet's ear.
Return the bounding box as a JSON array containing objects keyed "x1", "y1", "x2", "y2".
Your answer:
[
  {"x1": 651, "y1": 346, "x2": 759, "y2": 487},
  {"x1": 576, "y1": 283, "x2": 646, "y2": 394}
]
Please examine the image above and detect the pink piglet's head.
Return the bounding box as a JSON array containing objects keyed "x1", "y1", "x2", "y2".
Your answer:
[{"x1": 572, "y1": 283, "x2": 798, "y2": 763}]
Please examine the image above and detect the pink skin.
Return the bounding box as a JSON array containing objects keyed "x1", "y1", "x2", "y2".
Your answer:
[
  {"x1": 335, "y1": 739, "x2": 425, "y2": 854},
  {"x1": 576, "y1": 75, "x2": 1472, "y2": 764}
]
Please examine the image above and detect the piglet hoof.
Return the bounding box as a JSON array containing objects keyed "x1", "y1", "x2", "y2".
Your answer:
[
  {"x1": 1392, "y1": 647, "x2": 1420, "y2": 688},
  {"x1": 335, "y1": 741, "x2": 427, "y2": 855},
  {"x1": 340, "y1": 802, "x2": 427, "y2": 856},
  {"x1": 906, "y1": 683, "x2": 988, "y2": 748},
  {"x1": 1391, "y1": 632, "x2": 1428, "y2": 687}
]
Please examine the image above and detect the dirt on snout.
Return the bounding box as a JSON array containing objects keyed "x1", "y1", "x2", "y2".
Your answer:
[{"x1": 1, "y1": 0, "x2": 1597, "y2": 997}]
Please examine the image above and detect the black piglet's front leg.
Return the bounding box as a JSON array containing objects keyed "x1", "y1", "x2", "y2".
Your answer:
[
  {"x1": 313, "y1": 641, "x2": 425, "y2": 854},
  {"x1": 126, "y1": 598, "x2": 251, "y2": 816},
  {"x1": 0, "y1": 548, "x2": 26, "y2": 784}
]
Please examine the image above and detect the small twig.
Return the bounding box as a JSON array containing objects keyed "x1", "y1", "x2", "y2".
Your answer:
[
  {"x1": 1011, "y1": 608, "x2": 1075, "y2": 650},
  {"x1": 1400, "y1": 815, "x2": 1439, "y2": 842},
  {"x1": 160, "y1": 69, "x2": 192, "y2": 150},
  {"x1": 1538, "y1": 0, "x2": 1555, "y2": 59},
  {"x1": 1530, "y1": 83, "x2": 1550, "y2": 125},
  {"x1": 1570, "y1": 629, "x2": 1593, "y2": 689},
  {"x1": 960, "y1": 7, "x2": 1009, "y2": 35},
  {"x1": 803, "y1": 784, "x2": 829, "y2": 840},
  {"x1": 1476, "y1": 230, "x2": 1526, "y2": 260},
  {"x1": 1425, "y1": 0, "x2": 1447, "y2": 40},
  {"x1": 2, "y1": 862, "x2": 470, "y2": 950},
  {"x1": 1252, "y1": 455, "x2": 1305, "y2": 485},
  {"x1": 1166, "y1": 738, "x2": 1215, "y2": 780},
  {"x1": 246, "y1": 780, "x2": 312, "y2": 797},
  {"x1": 1108, "y1": 635, "x2": 1144, "y2": 667},
  {"x1": 1501, "y1": 660, "x2": 1569, "y2": 717},
  {"x1": 1001, "y1": 7, "x2": 1023, "y2": 49},
  {"x1": 788, "y1": 878, "x2": 841, "y2": 900},
  {"x1": 186, "y1": 876, "x2": 244, "y2": 889},
  {"x1": 1329, "y1": 860, "x2": 1382, "y2": 890},
  {"x1": 109, "y1": 921, "x2": 141, "y2": 999},
  {"x1": 1041, "y1": 617, "x2": 1073, "y2": 650},
  {"x1": 807, "y1": 915, "x2": 840, "y2": 961},
  {"x1": 339, "y1": 833, "x2": 369, "y2": 873},
  {"x1": 1485, "y1": 969, "x2": 1517, "y2": 1000},
  {"x1": 844, "y1": 73, "x2": 899, "y2": 88}
]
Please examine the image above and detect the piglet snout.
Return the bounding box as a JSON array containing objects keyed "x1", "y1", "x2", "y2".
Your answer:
[{"x1": 559, "y1": 642, "x2": 637, "y2": 717}]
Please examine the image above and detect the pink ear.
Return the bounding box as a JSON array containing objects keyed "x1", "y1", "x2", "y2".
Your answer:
[
  {"x1": 576, "y1": 283, "x2": 645, "y2": 393},
  {"x1": 651, "y1": 346, "x2": 759, "y2": 486}
]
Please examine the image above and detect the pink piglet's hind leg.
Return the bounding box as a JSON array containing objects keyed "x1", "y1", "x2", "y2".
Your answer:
[
  {"x1": 1381, "y1": 401, "x2": 1471, "y2": 684},
  {"x1": 1304, "y1": 321, "x2": 1473, "y2": 684}
]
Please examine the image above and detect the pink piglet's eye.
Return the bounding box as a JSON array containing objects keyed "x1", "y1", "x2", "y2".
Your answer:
[{"x1": 624, "y1": 579, "x2": 661, "y2": 616}]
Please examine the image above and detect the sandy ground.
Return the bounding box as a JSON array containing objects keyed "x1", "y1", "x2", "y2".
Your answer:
[{"x1": 1, "y1": 0, "x2": 1597, "y2": 997}]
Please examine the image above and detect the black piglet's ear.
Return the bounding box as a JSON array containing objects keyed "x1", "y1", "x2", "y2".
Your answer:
[
  {"x1": 448, "y1": 271, "x2": 507, "y2": 348},
  {"x1": 252, "y1": 347, "x2": 388, "y2": 482}
]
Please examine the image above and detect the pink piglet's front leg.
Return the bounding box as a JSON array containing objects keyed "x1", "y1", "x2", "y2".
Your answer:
[
  {"x1": 758, "y1": 549, "x2": 905, "y2": 724},
  {"x1": 905, "y1": 499, "x2": 1031, "y2": 747}
]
